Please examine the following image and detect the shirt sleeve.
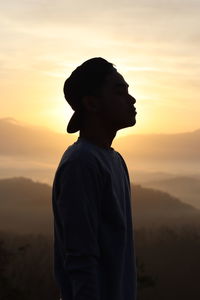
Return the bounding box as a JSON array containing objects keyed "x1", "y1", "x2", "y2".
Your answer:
[{"x1": 56, "y1": 157, "x2": 103, "y2": 300}]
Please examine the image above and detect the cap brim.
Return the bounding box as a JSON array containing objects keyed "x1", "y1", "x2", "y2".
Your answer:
[{"x1": 67, "y1": 111, "x2": 81, "y2": 133}]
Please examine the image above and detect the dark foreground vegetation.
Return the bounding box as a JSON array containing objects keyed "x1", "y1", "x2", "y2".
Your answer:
[
  {"x1": 0, "y1": 225, "x2": 200, "y2": 300},
  {"x1": 1, "y1": 177, "x2": 200, "y2": 299}
]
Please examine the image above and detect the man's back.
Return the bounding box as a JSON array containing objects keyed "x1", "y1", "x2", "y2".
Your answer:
[{"x1": 52, "y1": 137, "x2": 137, "y2": 300}]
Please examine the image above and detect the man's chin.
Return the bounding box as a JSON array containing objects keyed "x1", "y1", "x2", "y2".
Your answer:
[
  {"x1": 129, "y1": 118, "x2": 136, "y2": 127},
  {"x1": 117, "y1": 119, "x2": 136, "y2": 131}
]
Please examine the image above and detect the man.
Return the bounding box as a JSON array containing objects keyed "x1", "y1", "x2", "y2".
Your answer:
[{"x1": 52, "y1": 57, "x2": 137, "y2": 300}]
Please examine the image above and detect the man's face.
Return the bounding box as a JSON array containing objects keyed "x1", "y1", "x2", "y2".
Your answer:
[{"x1": 98, "y1": 71, "x2": 137, "y2": 131}]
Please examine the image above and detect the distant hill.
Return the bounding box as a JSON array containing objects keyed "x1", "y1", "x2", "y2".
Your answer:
[
  {"x1": 0, "y1": 177, "x2": 53, "y2": 235},
  {"x1": 0, "y1": 118, "x2": 200, "y2": 182},
  {"x1": 143, "y1": 176, "x2": 200, "y2": 209},
  {"x1": 114, "y1": 128, "x2": 200, "y2": 161},
  {"x1": 1, "y1": 117, "x2": 200, "y2": 162},
  {"x1": 131, "y1": 183, "x2": 200, "y2": 229},
  {"x1": 0, "y1": 117, "x2": 74, "y2": 162},
  {"x1": 114, "y1": 129, "x2": 200, "y2": 176},
  {"x1": 0, "y1": 177, "x2": 200, "y2": 235},
  {"x1": 0, "y1": 118, "x2": 76, "y2": 184}
]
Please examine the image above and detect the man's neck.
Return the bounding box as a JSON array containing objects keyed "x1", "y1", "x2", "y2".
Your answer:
[{"x1": 79, "y1": 128, "x2": 116, "y2": 150}]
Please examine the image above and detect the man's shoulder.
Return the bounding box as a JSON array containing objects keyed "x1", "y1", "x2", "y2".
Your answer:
[
  {"x1": 53, "y1": 140, "x2": 110, "y2": 188},
  {"x1": 60, "y1": 140, "x2": 99, "y2": 165},
  {"x1": 115, "y1": 151, "x2": 127, "y2": 168},
  {"x1": 58, "y1": 139, "x2": 111, "y2": 174}
]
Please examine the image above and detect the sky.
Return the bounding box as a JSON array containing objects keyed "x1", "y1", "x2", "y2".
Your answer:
[{"x1": 1, "y1": 0, "x2": 200, "y2": 136}]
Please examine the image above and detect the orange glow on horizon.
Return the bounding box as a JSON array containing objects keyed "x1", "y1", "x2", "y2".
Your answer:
[{"x1": 1, "y1": 0, "x2": 199, "y2": 135}]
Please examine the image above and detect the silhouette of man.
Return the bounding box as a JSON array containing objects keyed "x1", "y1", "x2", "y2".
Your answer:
[{"x1": 52, "y1": 57, "x2": 137, "y2": 300}]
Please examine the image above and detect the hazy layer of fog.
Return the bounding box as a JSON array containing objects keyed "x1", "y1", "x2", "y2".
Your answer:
[{"x1": 0, "y1": 118, "x2": 199, "y2": 208}]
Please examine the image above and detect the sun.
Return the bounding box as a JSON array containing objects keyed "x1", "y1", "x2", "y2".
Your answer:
[{"x1": 36, "y1": 100, "x2": 74, "y2": 134}]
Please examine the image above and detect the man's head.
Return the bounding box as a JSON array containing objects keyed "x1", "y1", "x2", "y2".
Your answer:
[{"x1": 64, "y1": 57, "x2": 136, "y2": 133}]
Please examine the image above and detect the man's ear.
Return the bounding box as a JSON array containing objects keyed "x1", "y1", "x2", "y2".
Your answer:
[{"x1": 82, "y1": 95, "x2": 100, "y2": 112}]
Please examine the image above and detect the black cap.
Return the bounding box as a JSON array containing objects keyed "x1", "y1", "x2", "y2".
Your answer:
[{"x1": 63, "y1": 57, "x2": 115, "y2": 133}]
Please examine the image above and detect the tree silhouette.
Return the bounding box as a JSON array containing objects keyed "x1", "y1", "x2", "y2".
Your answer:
[
  {"x1": 0, "y1": 238, "x2": 30, "y2": 300},
  {"x1": 137, "y1": 258, "x2": 156, "y2": 290}
]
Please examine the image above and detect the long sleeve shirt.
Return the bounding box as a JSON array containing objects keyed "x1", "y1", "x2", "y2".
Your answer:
[{"x1": 52, "y1": 137, "x2": 137, "y2": 300}]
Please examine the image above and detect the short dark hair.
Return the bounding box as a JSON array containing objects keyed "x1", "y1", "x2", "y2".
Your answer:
[{"x1": 63, "y1": 57, "x2": 116, "y2": 111}]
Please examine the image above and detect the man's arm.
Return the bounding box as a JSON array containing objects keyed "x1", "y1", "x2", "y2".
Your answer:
[{"x1": 56, "y1": 158, "x2": 102, "y2": 300}]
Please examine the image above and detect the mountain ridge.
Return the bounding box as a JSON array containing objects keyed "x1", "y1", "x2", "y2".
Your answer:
[
  {"x1": 1, "y1": 117, "x2": 199, "y2": 160},
  {"x1": 0, "y1": 177, "x2": 200, "y2": 235}
]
